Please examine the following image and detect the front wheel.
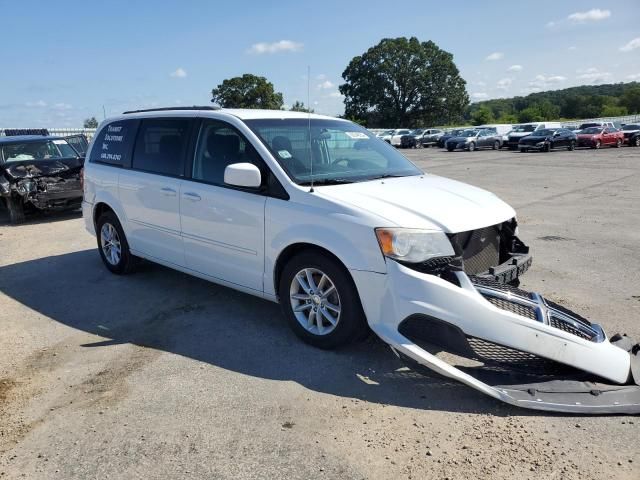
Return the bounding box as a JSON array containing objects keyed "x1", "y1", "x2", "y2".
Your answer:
[
  {"x1": 6, "y1": 196, "x2": 25, "y2": 224},
  {"x1": 520, "y1": 147, "x2": 527, "y2": 153},
  {"x1": 96, "y1": 211, "x2": 138, "y2": 274},
  {"x1": 568, "y1": 140, "x2": 576, "y2": 151},
  {"x1": 634, "y1": 137, "x2": 640, "y2": 147},
  {"x1": 492, "y1": 140, "x2": 500, "y2": 150},
  {"x1": 468, "y1": 142, "x2": 476, "y2": 152},
  {"x1": 447, "y1": 146, "x2": 454, "y2": 152},
  {"x1": 593, "y1": 140, "x2": 601, "y2": 149},
  {"x1": 615, "y1": 138, "x2": 622, "y2": 148},
  {"x1": 279, "y1": 252, "x2": 368, "y2": 349}
]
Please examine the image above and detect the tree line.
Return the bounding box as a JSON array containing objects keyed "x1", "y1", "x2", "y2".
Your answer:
[{"x1": 467, "y1": 82, "x2": 640, "y2": 125}]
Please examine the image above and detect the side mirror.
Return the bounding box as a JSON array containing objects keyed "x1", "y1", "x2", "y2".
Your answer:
[{"x1": 224, "y1": 163, "x2": 261, "y2": 188}]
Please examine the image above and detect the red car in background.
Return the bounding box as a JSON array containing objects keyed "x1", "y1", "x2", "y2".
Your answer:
[{"x1": 576, "y1": 126, "x2": 624, "y2": 149}]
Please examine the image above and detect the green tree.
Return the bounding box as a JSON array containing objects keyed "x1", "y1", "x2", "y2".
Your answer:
[
  {"x1": 620, "y1": 85, "x2": 640, "y2": 114},
  {"x1": 471, "y1": 106, "x2": 494, "y2": 125},
  {"x1": 339, "y1": 37, "x2": 469, "y2": 127},
  {"x1": 211, "y1": 74, "x2": 284, "y2": 109},
  {"x1": 289, "y1": 101, "x2": 314, "y2": 113},
  {"x1": 83, "y1": 117, "x2": 99, "y2": 128}
]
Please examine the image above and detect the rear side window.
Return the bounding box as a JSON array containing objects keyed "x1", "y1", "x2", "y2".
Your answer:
[
  {"x1": 132, "y1": 118, "x2": 191, "y2": 176},
  {"x1": 89, "y1": 119, "x2": 139, "y2": 167}
]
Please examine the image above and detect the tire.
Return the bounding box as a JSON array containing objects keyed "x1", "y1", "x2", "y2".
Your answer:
[
  {"x1": 520, "y1": 147, "x2": 527, "y2": 153},
  {"x1": 568, "y1": 140, "x2": 575, "y2": 151},
  {"x1": 278, "y1": 251, "x2": 368, "y2": 349},
  {"x1": 468, "y1": 142, "x2": 476, "y2": 152},
  {"x1": 447, "y1": 147, "x2": 454, "y2": 152},
  {"x1": 594, "y1": 140, "x2": 601, "y2": 149},
  {"x1": 634, "y1": 137, "x2": 640, "y2": 147},
  {"x1": 615, "y1": 138, "x2": 622, "y2": 148},
  {"x1": 96, "y1": 211, "x2": 138, "y2": 274},
  {"x1": 545, "y1": 143, "x2": 552, "y2": 152},
  {"x1": 6, "y1": 196, "x2": 25, "y2": 225},
  {"x1": 492, "y1": 140, "x2": 500, "y2": 150}
]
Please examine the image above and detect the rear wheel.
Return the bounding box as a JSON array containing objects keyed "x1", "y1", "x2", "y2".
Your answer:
[
  {"x1": 568, "y1": 140, "x2": 576, "y2": 151},
  {"x1": 492, "y1": 140, "x2": 500, "y2": 150},
  {"x1": 634, "y1": 137, "x2": 640, "y2": 147},
  {"x1": 279, "y1": 252, "x2": 368, "y2": 349},
  {"x1": 96, "y1": 211, "x2": 138, "y2": 274},
  {"x1": 6, "y1": 196, "x2": 25, "y2": 225}
]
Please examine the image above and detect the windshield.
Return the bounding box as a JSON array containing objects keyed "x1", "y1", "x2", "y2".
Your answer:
[
  {"x1": 622, "y1": 124, "x2": 640, "y2": 131},
  {"x1": 1, "y1": 139, "x2": 77, "y2": 163},
  {"x1": 512, "y1": 125, "x2": 537, "y2": 133},
  {"x1": 458, "y1": 130, "x2": 479, "y2": 138},
  {"x1": 579, "y1": 123, "x2": 600, "y2": 129},
  {"x1": 245, "y1": 119, "x2": 422, "y2": 185},
  {"x1": 581, "y1": 127, "x2": 603, "y2": 134},
  {"x1": 411, "y1": 129, "x2": 424, "y2": 135},
  {"x1": 534, "y1": 129, "x2": 556, "y2": 136}
]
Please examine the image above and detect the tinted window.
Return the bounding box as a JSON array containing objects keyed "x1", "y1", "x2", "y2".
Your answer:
[
  {"x1": 132, "y1": 118, "x2": 190, "y2": 176},
  {"x1": 89, "y1": 119, "x2": 139, "y2": 166},
  {"x1": 192, "y1": 120, "x2": 264, "y2": 186}
]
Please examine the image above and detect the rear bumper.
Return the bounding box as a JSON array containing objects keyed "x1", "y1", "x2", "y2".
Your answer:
[{"x1": 351, "y1": 261, "x2": 634, "y2": 412}]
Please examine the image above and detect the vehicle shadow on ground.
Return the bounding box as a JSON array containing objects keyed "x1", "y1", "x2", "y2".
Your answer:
[
  {"x1": 0, "y1": 249, "x2": 536, "y2": 416},
  {"x1": 0, "y1": 205, "x2": 82, "y2": 226}
]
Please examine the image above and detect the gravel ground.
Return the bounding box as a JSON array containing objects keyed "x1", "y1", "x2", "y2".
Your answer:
[{"x1": 0, "y1": 145, "x2": 639, "y2": 479}]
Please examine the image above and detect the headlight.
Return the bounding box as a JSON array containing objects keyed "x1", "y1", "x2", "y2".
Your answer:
[
  {"x1": 536, "y1": 141, "x2": 545, "y2": 146},
  {"x1": 375, "y1": 228, "x2": 455, "y2": 263}
]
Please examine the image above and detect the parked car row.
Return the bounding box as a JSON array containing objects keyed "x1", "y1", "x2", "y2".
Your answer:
[{"x1": 372, "y1": 121, "x2": 640, "y2": 153}]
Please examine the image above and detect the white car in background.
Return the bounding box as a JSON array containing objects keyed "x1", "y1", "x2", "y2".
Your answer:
[
  {"x1": 389, "y1": 129, "x2": 413, "y2": 146},
  {"x1": 478, "y1": 124, "x2": 513, "y2": 147},
  {"x1": 82, "y1": 106, "x2": 640, "y2": 414}
]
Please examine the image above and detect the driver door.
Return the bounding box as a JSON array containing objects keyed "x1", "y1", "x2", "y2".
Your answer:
[{"x1": 180, "y1": 119, "x2": 267, "y2": 292}]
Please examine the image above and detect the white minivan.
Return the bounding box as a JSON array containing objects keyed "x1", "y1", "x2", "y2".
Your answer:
[{"x1": 82, "y1": 107, "x2": 637, "y2": 413}]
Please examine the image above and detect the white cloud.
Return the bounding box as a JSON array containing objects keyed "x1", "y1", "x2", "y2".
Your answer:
[
  {"x1": 327, "y1": 91, "x2": 343, "y2": 98},
  {"x1": 546, "y1": 21, "x2": 556, "y2": 28},
  {"x1": 247, "y1": 40, "x2": 303, "y2": 54},
  {"x1": 626, "y1": 73, "x2": 640, "y2": 81},
  {"x1": 471, "y1": 92, "x2": 488, "y2": 100},
  {"x1": 577, "y1": 68, "x2": 612, "y2": 84},
  {"x1": 521, "y1": 87, "x2": 543, "y2": 94},
  {"x1": 485, "y1": 52, "x2": 504, "y2": 61},
  {"x1": 317, "y1": 80, "x2": 335, "y2": 89},
  {"x1": 620, "y1": 37, "x2": 640, "y2": 52},
  {"x1": 568, "y1": 46, "x2": 577, "y2": 51},
  {"x1": 568, "y1": 9, "x2": 611, "y2": 23},
  {"x1": 53, "y1": 102, "x2": 73, "y2": 110},
  {"x1": 507, "y1": 65, "x2": 523, "y2": 72},
  {"x1": 529, "y1": 74, "x2": 567, "y2": 89},
  {"x1": 170, "y1": 67, "x2": 187, "y2": 78},
  {"x1": 496, "y1": 78, "x2": 513, "y2": 90},
  {"x1": 25, "y1": 100, "x2": 47, "y2": 107},
  {"x1": 474, "y1": 81, "x2": 487, "y2": 87}
]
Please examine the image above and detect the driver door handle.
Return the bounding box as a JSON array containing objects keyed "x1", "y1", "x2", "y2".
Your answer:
[
  {"x1": 182, "y1": 192, "x2": 201, "y2": 202},
  {"x1": 160, "y1": 186, "x2": 177, "y2": 196}
]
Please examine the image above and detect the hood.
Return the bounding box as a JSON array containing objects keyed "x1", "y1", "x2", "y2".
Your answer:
[
  {"x1": 576, "y1": 132, "x2": 601, "y2": 139},
  {"x1": 2, "y1": 157, "x2": 83, "y2": 180},
  {"x1": 520, "y1": 135, "x2": 548, "y2": 143},
  {"x1": 448, "y1": 136, "x2": 473, "y2": 143},
  {"x1": 509, "y1": 132, "x2": 533, "y2": 138},
  {"x1": 315, "y1": 175, "x2": 515, "y2": 233}
]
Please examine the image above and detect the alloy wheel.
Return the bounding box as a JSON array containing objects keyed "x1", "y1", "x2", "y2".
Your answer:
[
  {"x1": 100, "y1": 222, "x2": 122, "y2": 266},
  {"x1": 289, "y1": 268, "x2": 341, "y2": 336}
]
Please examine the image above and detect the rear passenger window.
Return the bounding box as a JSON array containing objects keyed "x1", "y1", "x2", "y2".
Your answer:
[
  {"x1": 132, "y1": 118, "x2": 191, "y2": 176},
  {"x1": 89, "y1": 119, "x2": 139, "y2": 167}
]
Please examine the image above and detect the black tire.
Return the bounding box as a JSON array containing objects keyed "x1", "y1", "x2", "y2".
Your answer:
[
  {"x1": 492, "y1": 140, "x2": 500, "y2": 150},
  {"x1": 634, "y1": 137, "x2": 640, "y2": 147},
  {"x1": 96, "y1": 211, "x2": 138, "y2": 274},
  {"x1": 615, "y1": 138, "x2": 622, "y2": 148},
  {"x1": 593, "y1": 140, "x2": 601, "y2": 149},
  {"x1": 520, "y1": 147, "x2": 527, "y2": 153},
  {"x1": 6, "y1": 196, "x2": 25, "y2": 225},
  {"x1": 545, "y1": 143, "x2": 552, "y2": 152},
  {"x1": 447, "y1": 146, "x2": 454, "y2": 152},
  {"x1": 278, "y1": 251, "x2": 368, "y2": 349},
  {"x1": 468, "y1": 142, "x2": 476, "y2": 152},
  {"x1": 568, "y1": 140, "x2": 575, "y2": 151}
]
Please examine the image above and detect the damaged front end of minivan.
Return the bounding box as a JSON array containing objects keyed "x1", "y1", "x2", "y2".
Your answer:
[{"x1": 358, "y1": 219, "x2": 640, "y2": 414}]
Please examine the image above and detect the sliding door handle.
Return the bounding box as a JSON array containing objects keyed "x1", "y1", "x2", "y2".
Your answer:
[
  {"x1": 160, "y1": 186, "x2": 177, "y2": 196},
  {"x1": 182, "y1": 192, "x2": 202, "y2": 201}
]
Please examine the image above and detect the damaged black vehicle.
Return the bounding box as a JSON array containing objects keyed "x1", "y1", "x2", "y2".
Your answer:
[{"x1": 0, "y1": 135, "x2": 85, "y2": 224}]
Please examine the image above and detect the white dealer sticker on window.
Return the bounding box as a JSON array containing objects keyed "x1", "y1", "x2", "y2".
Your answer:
[
  {"x1": 278, "y1": 150, "x2": 292, "y2": 159},
  {"x1": 344, "y1": 131, "x2": 369, "y2": 139},
  {"x1": 53, "y1": 140, "x2": 67, "y2": 144}
]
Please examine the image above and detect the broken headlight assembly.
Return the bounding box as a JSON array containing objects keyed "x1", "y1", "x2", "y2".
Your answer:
[
  {"x1": 15, "y1": 179, "x2": 37, "y2": 195},
  {"x1": 375, "y1": 228, "x2": 455, "y2": 264}
]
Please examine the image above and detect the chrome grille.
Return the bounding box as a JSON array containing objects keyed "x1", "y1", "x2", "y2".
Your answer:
[{"x1": 482, "y1": 295, "x2": 538, "y2": 321}]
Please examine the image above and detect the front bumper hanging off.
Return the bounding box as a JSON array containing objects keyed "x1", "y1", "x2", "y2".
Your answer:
[{"x1": 352, "y1": 261, "x2": 640, "y2": 414}]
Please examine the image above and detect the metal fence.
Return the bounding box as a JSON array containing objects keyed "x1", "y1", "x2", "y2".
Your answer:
[
  {"x1": 560, "y1": 114, "x2": 640, "y2": 128},
  {"x1": 0, "y1": 128, "x2": 97, "y2": 140}
]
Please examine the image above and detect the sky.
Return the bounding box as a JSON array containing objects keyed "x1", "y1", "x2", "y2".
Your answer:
[{"x1": 1, "y1": 0, "x2": 639, "y2": 127}]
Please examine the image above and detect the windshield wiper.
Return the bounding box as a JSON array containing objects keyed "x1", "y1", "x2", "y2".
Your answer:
[
  {"x1": 367, "y1": 174, "x2": 407, "y2": 180},
  {"x1": 299, "y1": 178, "x2": 354, "y2": 186}
]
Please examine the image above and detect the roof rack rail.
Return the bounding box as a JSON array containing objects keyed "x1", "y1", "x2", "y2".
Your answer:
[{"x1": 122, "y1": 106, "x2": 221, "y2": 114}]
